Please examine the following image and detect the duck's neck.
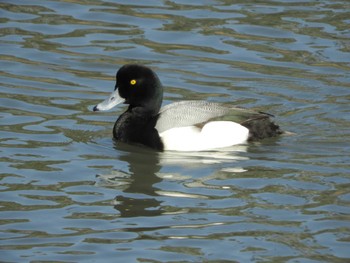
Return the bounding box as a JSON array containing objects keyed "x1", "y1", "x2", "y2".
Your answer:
[{"x1": 146, "y1": 78, "x2": 163, "y2": 116}]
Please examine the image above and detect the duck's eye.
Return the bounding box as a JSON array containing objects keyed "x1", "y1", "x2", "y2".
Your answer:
[{"x1": 130, "y1": 79, "x2": 137, "y2": 85}]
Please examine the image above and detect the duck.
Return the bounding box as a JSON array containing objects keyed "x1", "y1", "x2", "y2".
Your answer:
[{"x1": 93, "y1": 64, "x2": 282, "y2": 151}]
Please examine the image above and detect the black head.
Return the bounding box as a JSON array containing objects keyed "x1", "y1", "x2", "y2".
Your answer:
[{"x1": 115, "y1": 64, "x2": 163, "y2": 114}]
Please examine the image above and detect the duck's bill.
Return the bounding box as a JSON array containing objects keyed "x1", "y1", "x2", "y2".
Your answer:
[{"x1": 93, "y1": 90, "x2": 125, "y2": 111}]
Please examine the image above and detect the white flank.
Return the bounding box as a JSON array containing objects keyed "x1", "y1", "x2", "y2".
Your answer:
[{"x1": 159, "y1": 121, "x2": 249, "y2": 151}]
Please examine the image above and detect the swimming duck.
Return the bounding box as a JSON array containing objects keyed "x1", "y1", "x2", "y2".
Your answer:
[{"x1": 93, "y1": 64, "x2": 282, "y2": 151}]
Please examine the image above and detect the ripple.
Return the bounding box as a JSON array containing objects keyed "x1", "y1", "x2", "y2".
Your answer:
[{"x1": 1, "y1": 0, "x2": 350, "y2": 262}]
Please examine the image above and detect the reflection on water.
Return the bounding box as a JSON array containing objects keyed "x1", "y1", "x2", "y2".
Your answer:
[
  {"x1": 104, "y1": 144, "x2": 163, "y2": 217},
  {"x1": 1, "y1": 0, "x2": 350, "y2": 262},
  {"x1": 98, "y1": 143, "x2": 248, "y2": 217}
]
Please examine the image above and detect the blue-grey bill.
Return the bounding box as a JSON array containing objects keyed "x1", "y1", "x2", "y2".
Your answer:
[{"x1": 94, "y1": 90, "x2": 125, "y2": 111}]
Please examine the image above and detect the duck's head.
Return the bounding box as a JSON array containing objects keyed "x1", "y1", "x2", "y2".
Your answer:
[{"x1": 93, "y1": 64, "x2": 163, "y2": 114}]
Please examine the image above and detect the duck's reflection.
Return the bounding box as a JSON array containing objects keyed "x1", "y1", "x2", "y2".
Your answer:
[
  {"x1": 97, "y1": 143, "x2": 248, "y2": 217},
  {"x1": 111, "y1": 143, "x2": 163, "y2": 217}
]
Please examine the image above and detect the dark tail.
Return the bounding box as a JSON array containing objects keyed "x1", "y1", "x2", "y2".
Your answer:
[{"x1": 241, "y1": 115, "x2": 283, "y2": 141}]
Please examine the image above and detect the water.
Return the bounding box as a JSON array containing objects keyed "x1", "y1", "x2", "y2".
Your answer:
[{"x1": 1, "y1": 0, "x2": 350, "y2": 262}]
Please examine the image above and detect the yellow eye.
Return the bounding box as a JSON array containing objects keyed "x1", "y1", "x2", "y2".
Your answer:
[{"x1": 130, "y1": 79, "x2": 137, "y2": 85}]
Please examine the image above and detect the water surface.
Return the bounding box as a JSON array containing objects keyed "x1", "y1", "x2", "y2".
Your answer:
[{"x1": 1, "y1": 0, "x2": 350, "y2": 262}]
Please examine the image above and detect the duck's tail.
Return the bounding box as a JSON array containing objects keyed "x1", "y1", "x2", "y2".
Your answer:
[{"x1": 240, "y1": 113, "x2": 283, "y2": 141}]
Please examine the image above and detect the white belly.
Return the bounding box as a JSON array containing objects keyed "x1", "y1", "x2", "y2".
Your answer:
[{"x1": 159, "y1": 121, "x2": 249, "y2": 151}]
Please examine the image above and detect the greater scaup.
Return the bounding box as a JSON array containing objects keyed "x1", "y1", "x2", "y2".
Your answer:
[{"x1": 93, "y1": 64, "x2": 282, "y2": 151}]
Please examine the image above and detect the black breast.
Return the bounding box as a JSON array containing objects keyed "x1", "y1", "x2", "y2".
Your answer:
[{"x1": 113, "y1": 110, "x2": 164, "y2": 150}]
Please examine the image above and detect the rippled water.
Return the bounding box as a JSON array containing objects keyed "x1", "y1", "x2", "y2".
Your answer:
[{"x1": 1, "y1": 0, "x2": 350, "y2": 262}]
